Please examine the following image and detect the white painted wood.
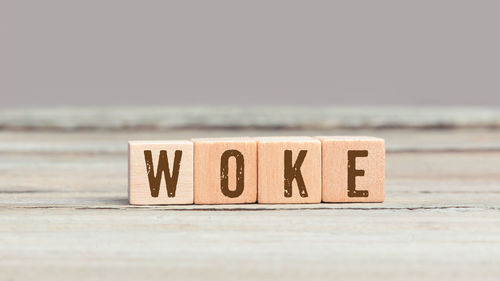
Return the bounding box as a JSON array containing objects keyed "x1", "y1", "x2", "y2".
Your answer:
[
  {"x1": 1, "y1": 129, "x2": 499, "y2": 155},
  {"x1": 0, "y1": 109, "x2": 499, "y2": 281},
  {"x1": 1, "y1": 106, "x2": 499, "y2": 130}
]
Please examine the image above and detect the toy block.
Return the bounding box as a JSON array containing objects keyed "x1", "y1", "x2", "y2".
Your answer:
[
  {"x1": 193, "y1": 137, "x2": 257, "y2": 204},
  {"x1": 128, "y1": 141, "x2": 193, "y2": 205},
  {"x1": 256, "y1": 137, "x2": 321, "y2": 204},
  {"x1": 316, "y1": 136, "x2": 385, "y2": 203}
]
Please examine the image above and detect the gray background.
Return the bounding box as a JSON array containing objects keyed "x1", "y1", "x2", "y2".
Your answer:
[{"x1": 2, "y1": 0, "x2": 499, "y2": 107}]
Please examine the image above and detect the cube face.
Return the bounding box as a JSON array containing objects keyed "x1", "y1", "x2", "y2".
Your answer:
[
  {"x1": 193, "y1": 138, "x2": 257, "y2": 204},
  {"x1": 128, "y1": 141, "x2": 193, "y2": 205},
  {"x1": 257, "y1": 137, "x2": 321, "y2": 204},
  {"x1": 317, "y1": 136, "x2": 385, "y2": 203}
]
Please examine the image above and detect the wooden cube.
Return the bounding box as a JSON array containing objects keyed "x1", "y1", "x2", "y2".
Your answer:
[
  {"x1": 193, "y1": 138, "x2": 257, "y2": 204},
  {"x1": 128, "y1": 141, "x2": 193, "y2": 205},
  {"x1": 316, "y1": 136, "x2": 385, "y2": 203},
  {"x1": 256, "y1": 137, "x2": 321, "y2": 204}
]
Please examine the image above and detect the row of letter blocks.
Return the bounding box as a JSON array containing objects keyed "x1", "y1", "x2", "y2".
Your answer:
[{"x1": 129, "y1": 137, "x2": 385, "y2": 205}]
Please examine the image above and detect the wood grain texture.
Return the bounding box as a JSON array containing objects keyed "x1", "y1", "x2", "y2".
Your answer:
[
  {"x1": 193, "y1": 138, "x2": 257, "y2": 204},
  {"x1": 256, "y1": 137, "x2": 322, "y2": 203},
  {"x1": 0, "y1": 107, "x2": 499, "y2": 281},
  {"x1": 317, "y1": 136, "x2": 385, "y2": 202},
  {"x1": 128, "y1": 141, "x2": 193, "y2": 205},
  {"x1": 1, "y1": 106, "x2": 499, "y2": 130}
]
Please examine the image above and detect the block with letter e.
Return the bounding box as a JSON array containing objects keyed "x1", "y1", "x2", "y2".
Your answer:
[
  {"x1": 128, "y1": 141, "x2": 193, "y2": 205},
  {"x1": 316, "y1": 136, "x2": 385, "y2": 203}
]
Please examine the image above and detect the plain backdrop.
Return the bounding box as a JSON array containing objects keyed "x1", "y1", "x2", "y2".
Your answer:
[{"x1": 1, "y1": 0, "x2": 499, "y2": 107}]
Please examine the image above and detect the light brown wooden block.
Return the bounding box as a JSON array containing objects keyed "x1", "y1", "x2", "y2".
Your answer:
[
  {"x1": 256, "y1": 137, "x2": 321, "y2": 204},
  {"x1": 316, "y1": 136, "x2": 385, "y2": 203},
  {"x1": 193, "y1": 137, "x2": 257, "y2": 204},
  {"x1": 128, "y1": 141, "x2": 193, "y2": 205}
]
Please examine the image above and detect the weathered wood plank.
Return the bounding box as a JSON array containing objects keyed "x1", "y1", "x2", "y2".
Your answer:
[
  {"x1": 0, "y1": 122, "x2": 499, "y2": 281},
  {"x1": 1, "y1": 129, "x2": 500, "y2": 154},
  {"x1": 0, "y1": 208, "x2": 499, "y2": 281},
  {"x1": 1, "y1": 106, "x2": 499, "y2": 130},
  {"x1": 0, "y1": 151, "x2": 498, "y2": 209}
]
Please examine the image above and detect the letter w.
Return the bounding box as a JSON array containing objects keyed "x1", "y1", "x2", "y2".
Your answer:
[{"x1": 143, "y1": 150, "x2": 182, "y2": 198}]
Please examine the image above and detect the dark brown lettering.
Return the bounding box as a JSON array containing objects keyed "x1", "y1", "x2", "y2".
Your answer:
[
  {"x1": 144, "y1": 150, "x2": 182, "y2": 197},
  {"x1": 284, "y1": 150, "x2": 308, "y2": 198},
  {"x1": 347, "y1": 150, "x2": 369, "y2": 197},
  {"x1": 220, "y1": 150, "x2": 244, "y2": 198}
]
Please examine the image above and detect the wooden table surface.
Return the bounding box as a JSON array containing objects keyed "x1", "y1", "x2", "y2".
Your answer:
[{"x1": 0, "y1": 107, "x2": 499, "y2": 281}]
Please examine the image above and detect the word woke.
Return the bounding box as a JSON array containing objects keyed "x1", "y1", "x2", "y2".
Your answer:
[{"x1": 128, "y1": 136, "x2": 385, "y2": 205}]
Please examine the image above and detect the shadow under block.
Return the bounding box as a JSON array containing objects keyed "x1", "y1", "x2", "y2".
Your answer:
[
  {"x1": 128, "y1": 141, "x2": 194, "y2": 205},
  {"x1": 193, "y1": 138, "x2": 257, "y2": 204},
  {"x1": 316, "y1": 136, "x2": 385, "y2": 203},
  {"x1": 256, "y1": 137, "x2": 321, "y2": 204}
]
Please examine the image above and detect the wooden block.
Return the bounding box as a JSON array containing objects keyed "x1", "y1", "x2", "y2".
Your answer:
[
  {"x1": 128, "y1": 141, "x2": 193, "y2": 205},
  {"x1": 316, "y1": 136, "x2": 385, "y2": 202},
  {"x1": 193, "y1": 137, "x2": 257, "y2": 204},
  {"x1": 256, "y1": 137, "x2": 321, "y2": 204}
]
